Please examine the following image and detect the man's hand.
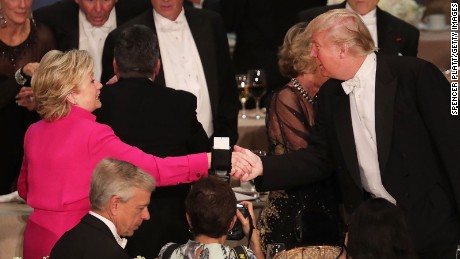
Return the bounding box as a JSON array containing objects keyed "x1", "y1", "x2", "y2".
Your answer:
[{"x1": 230, "y1": 145, "x2": 263, "y2": 181}]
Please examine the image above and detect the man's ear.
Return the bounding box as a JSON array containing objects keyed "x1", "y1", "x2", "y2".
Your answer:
[
  {"x1": 154, "y1": 59, "x2": 161, "y2": 76},
  {"x1": 113, "y1": 58, "x2": 119, "y2": 77},
  {"x1": 109, "y1": 195, "x2": 121, "y2": 216}
]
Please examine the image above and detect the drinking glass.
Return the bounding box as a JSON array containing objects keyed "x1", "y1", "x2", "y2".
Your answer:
[
  {"x1": 246, "y1": 69, "x2": 267, "y2": 119},
  {"x1": 266, "y1": 243, "x2": 286, "y2": 259},
  {"x1": 236, "y1": 74, "x2": 249, "y2": 119}
]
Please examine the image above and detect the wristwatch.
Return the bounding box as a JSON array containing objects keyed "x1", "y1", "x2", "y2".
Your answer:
[{"x1": 15, "y1": 67, "x2": 30, "y2": 86}]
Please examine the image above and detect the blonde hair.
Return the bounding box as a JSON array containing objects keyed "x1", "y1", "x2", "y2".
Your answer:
[
  {"x1": 307, "y1": 9, "x2": 377, "y2": 56},
  {"x1": 32, "y1": 50, "x2": 93, "y2": 122},
  {"x1": 278, "y1": 22, "x2": 317, "y2": 78}
]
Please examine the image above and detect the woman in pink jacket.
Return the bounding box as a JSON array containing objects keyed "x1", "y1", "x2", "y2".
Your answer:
[{"x1": 17, "y1": 50, "x2": 212, "y2": 258}]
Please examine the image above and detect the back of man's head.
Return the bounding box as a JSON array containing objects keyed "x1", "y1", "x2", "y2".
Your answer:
[
  {"x1": 114, "y1": 25, "x2": 160, "y2": 78},
  {"x1": 89, "y1": 158, "x2": 156, "y2": 211}
]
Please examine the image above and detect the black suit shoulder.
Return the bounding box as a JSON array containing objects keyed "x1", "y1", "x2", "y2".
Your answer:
[{"x1": 50, "y1": 214, "x2": 130, "y2": 259}]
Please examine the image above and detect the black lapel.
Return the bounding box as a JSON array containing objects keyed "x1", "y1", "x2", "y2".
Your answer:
[
  {"x1": 333, "y1": 89, "x2": 362, "y2": 189},
  {"x1": 376, "y1": 7, "x2": 387, "y2": 49},
  {"x1": 82, "y1": 214, "x2": 119, "y2": 242},
  {"x1": 374, "y1": 55, "x2": 396, "y2": 174}
]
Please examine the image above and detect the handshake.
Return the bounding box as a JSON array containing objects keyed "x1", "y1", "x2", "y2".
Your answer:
[{"x1": 211, "y1": 137, "x2": 264, "y2": 182}]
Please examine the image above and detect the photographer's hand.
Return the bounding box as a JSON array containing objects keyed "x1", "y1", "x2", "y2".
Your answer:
[{"x1": 237, "y1": 201, "x2": 264, "y2": 259}]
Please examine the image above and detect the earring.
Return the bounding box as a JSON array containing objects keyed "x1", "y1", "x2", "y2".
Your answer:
[
  {"x1": 29, "y1": 11, "x2": 35, "y2": 26},
  {"x1": 0, "y1": 10, "x2": 7, "y2": 28},
  {"x1": 188, "y1": 227, "x2": 193, "y2": 234}
]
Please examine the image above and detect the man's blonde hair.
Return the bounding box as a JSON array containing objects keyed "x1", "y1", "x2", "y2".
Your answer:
[
  {"x1": 32, "y1": 50, "x2": 93, "y2": 121},
  {"x1": 307, "y1": 9, "x2": 377, "y2": 56}
]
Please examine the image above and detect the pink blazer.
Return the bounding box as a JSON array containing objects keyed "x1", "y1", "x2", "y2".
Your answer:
[{"x1": 17, "y1": 106, "x2": 208, "y2": 258}]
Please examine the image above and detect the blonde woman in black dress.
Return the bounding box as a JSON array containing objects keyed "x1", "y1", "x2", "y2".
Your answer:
[{"x1": 258, "y1": 22, "x2": 339, "y2": 250}]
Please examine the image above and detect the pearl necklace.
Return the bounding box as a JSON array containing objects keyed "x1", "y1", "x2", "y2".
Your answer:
[{"x1": 291, "y1": 78, "x2": 317, "y2": 105}]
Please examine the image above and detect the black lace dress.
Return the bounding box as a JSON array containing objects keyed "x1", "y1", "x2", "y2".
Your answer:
[
  {"x1": 0, "y1": 20, "x2": 55, "y2": 194},
  {"x1": 257, "y1": 84, "x2": 339, "y2": 250}
]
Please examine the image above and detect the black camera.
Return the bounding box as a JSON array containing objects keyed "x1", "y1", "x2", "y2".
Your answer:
[{"x1": 227, "y1": 204, "x2": 250, "y2": 240}]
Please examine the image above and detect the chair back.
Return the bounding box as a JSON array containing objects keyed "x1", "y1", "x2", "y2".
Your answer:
[{"x1": 274, "y1": 246, "x2": 344, "y2": 259}]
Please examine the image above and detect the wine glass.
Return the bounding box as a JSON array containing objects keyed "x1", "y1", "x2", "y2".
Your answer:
[
  {"x1": 266, "y1": 243, "x2": 286, "y2": 259},
  {"x1": 236, "y1": 74, "x2": 249, "y2": 119},
  {"x1": 246, "y1": 69, "x2": 267, "y2": 119}
]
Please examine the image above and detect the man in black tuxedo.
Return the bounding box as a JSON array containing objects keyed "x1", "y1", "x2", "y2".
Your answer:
[
  {"x1": 101, "y1": 0, "x2": 239, "y2": 146},
  {"x1": 96, "y1": 24, "x2": 209, "y2": 258},
  {"x1": 33, "y1": 0, "x2": 151, "y2": 80},
  {"x1": 233, "y1": 9, "x2": 460, "y2": 259},
  {"x1": 298, "y1": 0, "x2": 419, "y2": 57},
  {"x1": 50, "y1": 158, "x2": 156, "y2": 259}
]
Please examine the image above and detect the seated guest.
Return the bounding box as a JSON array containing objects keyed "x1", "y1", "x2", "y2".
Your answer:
[
  {"x1": 298, "y1": 0, "x2": 419, "y2": 57},
  {"x1": 17, "y1": 49, "x2": 218, "y2": 258},
  {"x1": 50, "y1": 158, "x2": 156, "y2": 259},
  {"x1": 33, "y1": 0, "x2": 151, "y2": 80},
  {"x1": 0, "y1": 0, "x2": 55, "y2": 195},
  {"x1": 340, "y1": 198, "x2": 417, "y2": 259},
  {"x1": 258, "y1": 22, "x2": 340, "y2": 250},
  {"x1": 96, "y1": 24, "x2": 210, "y2": 258},
  {"x1": 158, "y1": 176, "x2": 264, "y2": 259}
]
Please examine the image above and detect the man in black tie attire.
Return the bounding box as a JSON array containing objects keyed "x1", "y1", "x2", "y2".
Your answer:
[
  {"x1": 298, "y1": 0, "x2": 420, "y2": 57},
  {"x1": 50, "y1": 158, "x2": 156, "y2": 259},
  {"x1": 233, "y1": 9, "x2": 460, "y2": 259}
]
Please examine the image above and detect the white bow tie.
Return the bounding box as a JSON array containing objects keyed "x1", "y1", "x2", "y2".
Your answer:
[
  {"x1": 342, "y1": 77, "x2": 361, "y2": 95},
  {"x1": 159, "y1": 20, "x2": 185, "y2": 32},
  {"x1": 116, "y1": 235, "x2": 128, "y2": 248}
]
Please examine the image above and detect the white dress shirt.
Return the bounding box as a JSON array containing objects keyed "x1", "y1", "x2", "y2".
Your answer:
[
  {"x1": 89, "y1": 211, "x2": 127, "y2": 248},
  {"x1": 346, "y1": 4, "x2": 378, "y2": 48},
  {"x1": 341, "y1": 53, "x2": 396, "y2": 204},
  {"x1": 153, "y1": 9, "x2": 213, "y2": 137},
  {"x1": 79, "y1": 9, "x2": 117, "y2": 81}
]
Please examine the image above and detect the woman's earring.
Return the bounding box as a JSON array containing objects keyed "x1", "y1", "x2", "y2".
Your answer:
[{"x1": 0, "y1": 10, "x2": 7, "y2": 28}]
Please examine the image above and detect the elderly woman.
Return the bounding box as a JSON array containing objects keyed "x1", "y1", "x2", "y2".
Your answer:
[
  {"x1": 158, "y1": 175, "x2": 264, "y2": 259},
  {"x1": 257, "y1": 22, "x2": 339, "y2": 249},
  {"x1": 0, "y1": 0, "x2": 54, "y2": 194},
  {"x1": 17, "y1": 49, "x2": 212, "y2": 258}
]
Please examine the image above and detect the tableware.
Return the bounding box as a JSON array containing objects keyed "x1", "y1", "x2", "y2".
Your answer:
[
  {"x1": 267, "y1": 243, "x2": 286, "y2": 259},
  {"x1": 232, "y1": 186, "x2": 258, "y2": 196},
  {"x1": 236, "y1": 74, "x2": 249, "y2": 119},
  {"x1": 418, "y1": 22, "x2": 450, "y2": 31},
  {"x1": 246, "y1": 69, "x2": 267, "y2": 120},
  {"x1": 423, "y1": 14, "x2": 447, "y2": 30}
]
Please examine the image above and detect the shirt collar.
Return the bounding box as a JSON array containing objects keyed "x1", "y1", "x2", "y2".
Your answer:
[
  {"x1": 89, "y1": 211, "x2": 128, "y2": 248},
  {"x1": 153, "y1": 8, "x2": 186, "y2": 31},
  {"x1": 345, "y1": 3, "x2": 377, "y2": 23},
  {"x1": 342, "y1": 52, "x2": 376, "y2": 95}
]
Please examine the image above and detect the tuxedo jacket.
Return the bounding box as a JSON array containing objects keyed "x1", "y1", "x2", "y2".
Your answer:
[
  {"x1": 33, "y1": 0, "x2": 151, "y2": 51},
  {"x1": 257, "y1": 55, "x2": 460, "y2": 258},
  {"x1": 101, "y1": 7, "x2": 239, "y2": 145},
  {"x1": 95, "y1": 77, "x2": 209, "y2": 258},
  {"x1": 298, "y1": 2, "x2": 420, "y2": 57},
  {"x1": 50, "y1": 214, "x2": 130, "y2": 259}
]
